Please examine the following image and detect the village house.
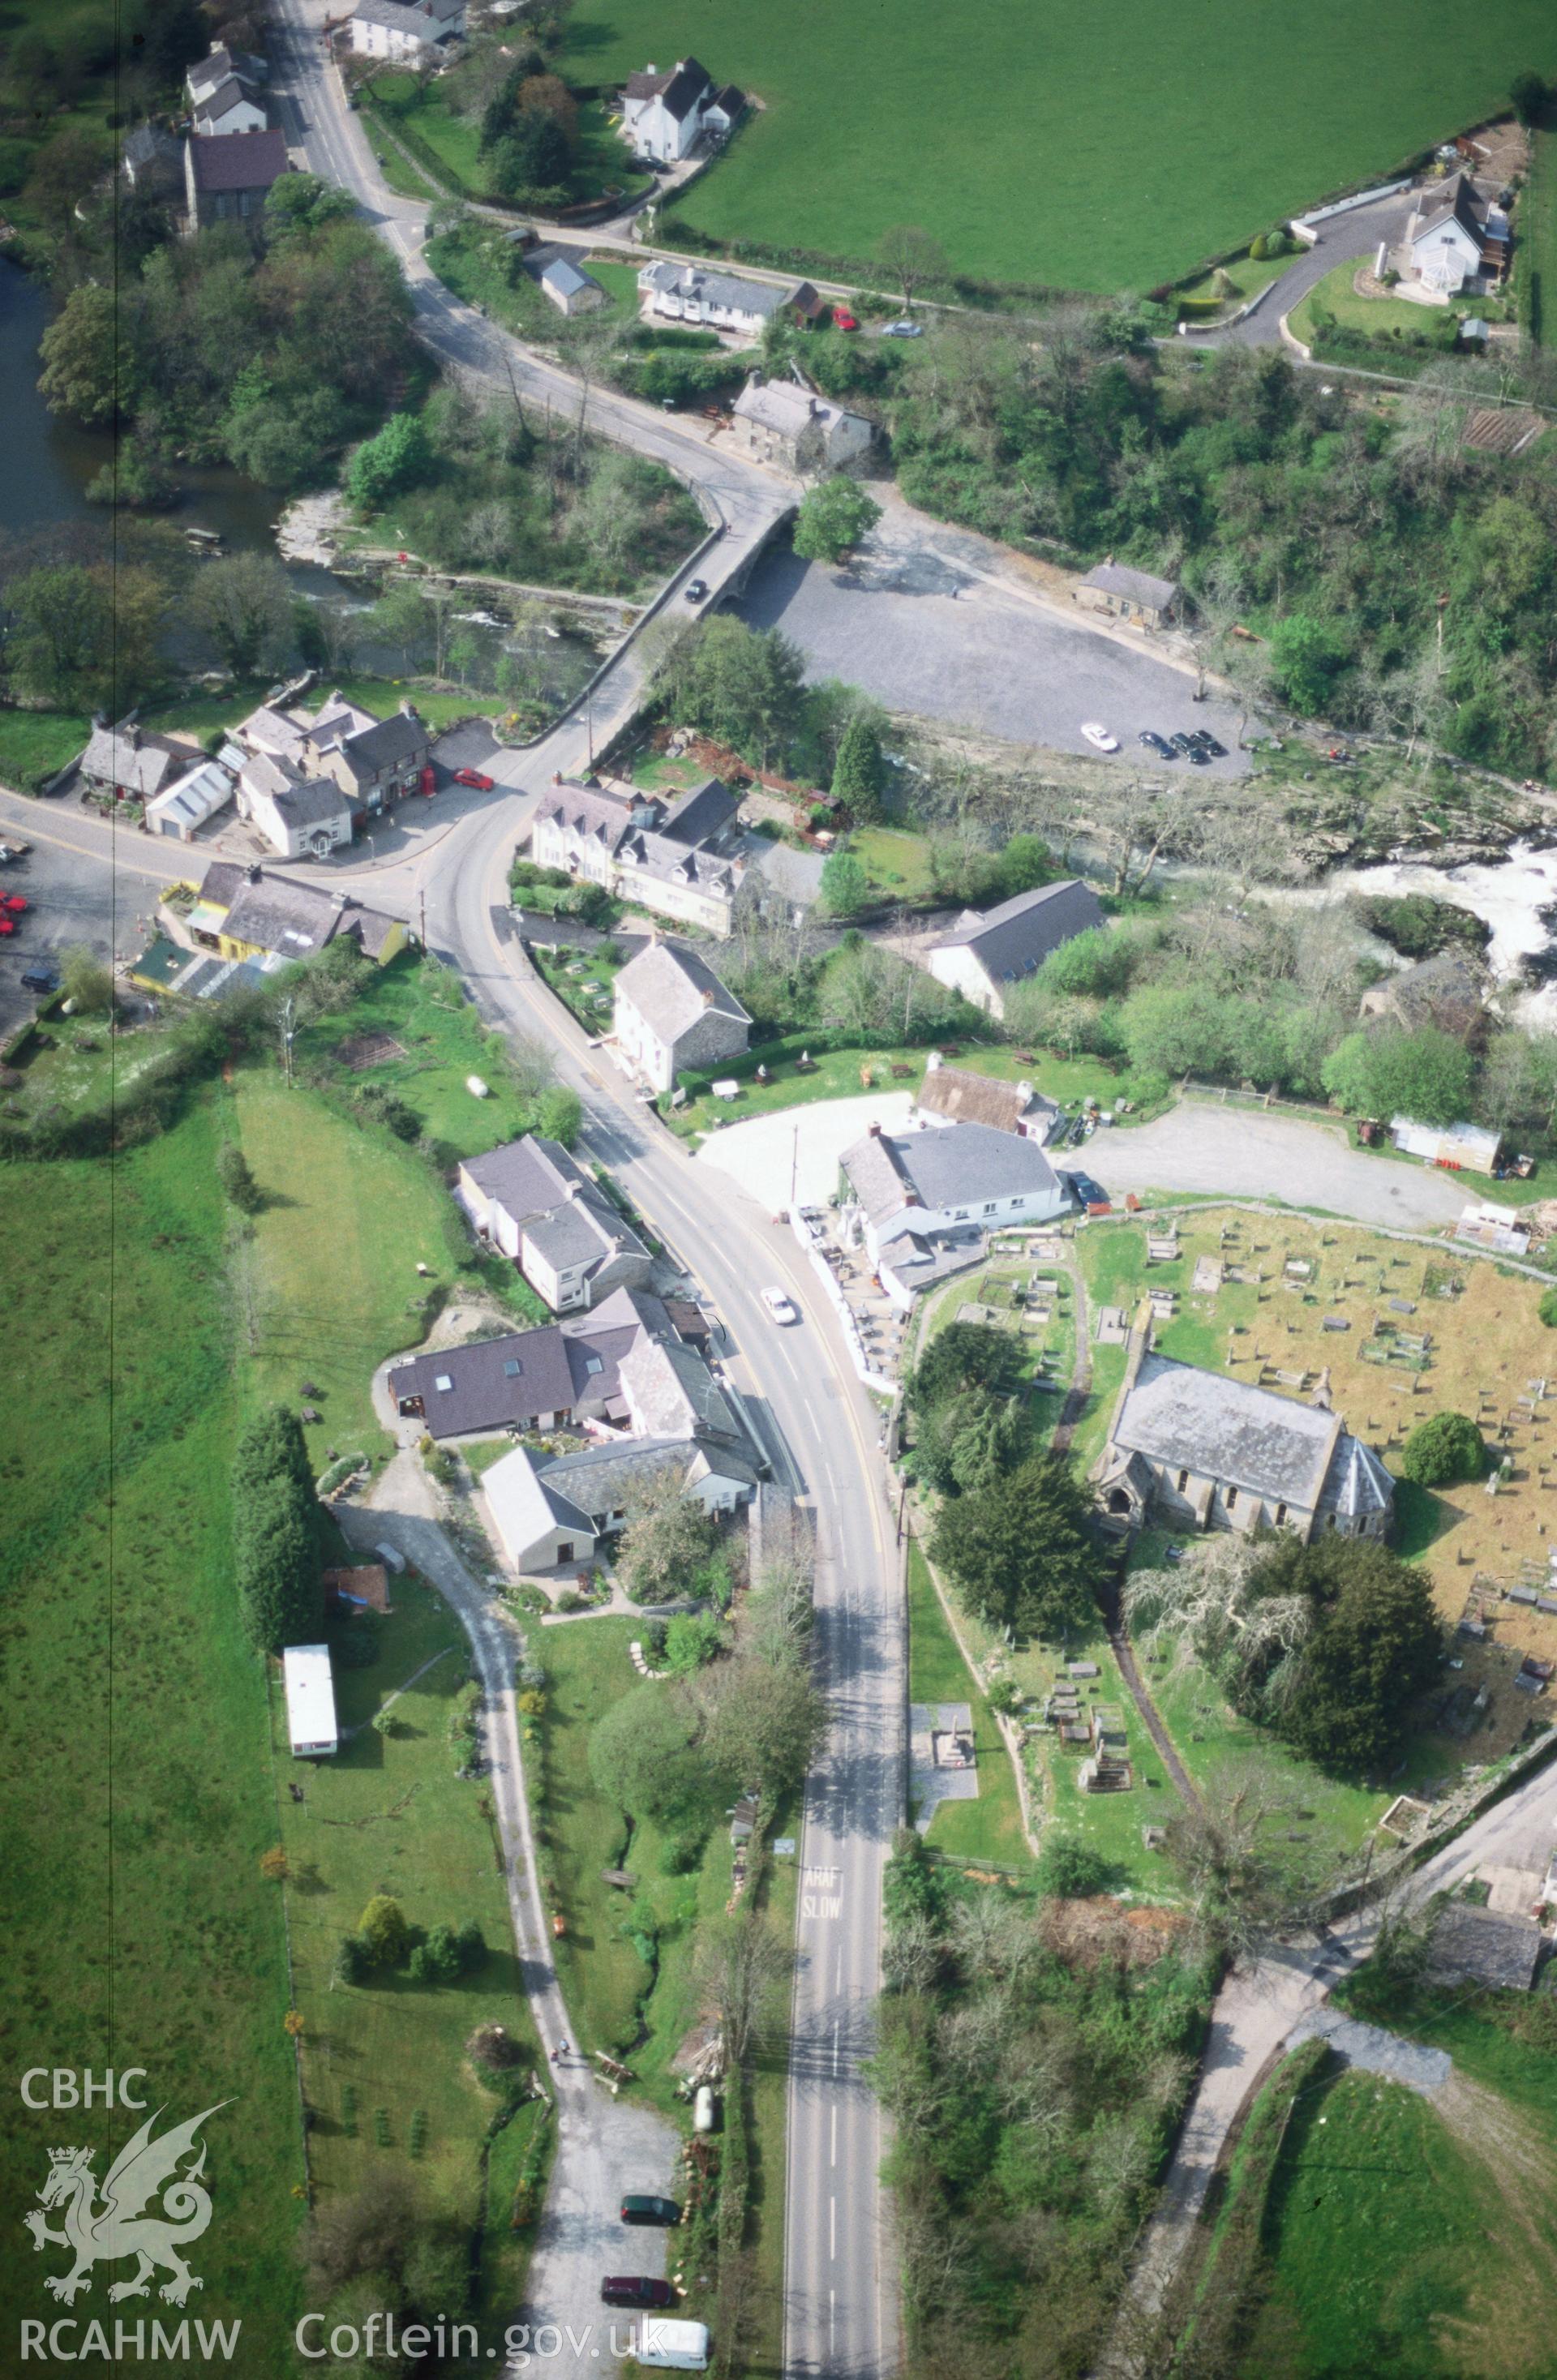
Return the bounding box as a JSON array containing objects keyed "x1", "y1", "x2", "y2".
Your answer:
[
  {"x1": 183, "y1": 128, "x2": 290, "y2": 234},
  {"x1": 235, "y1": 752, "x2": 356, "y2": 859},
  {"x1": 346, "y1": 0, "x2": 466, "y2": 60},
  {"x1": 527, "y1": 774, "x2": 804, "y2": 938},
  {"x1": 638, "y1": 262, "x2": 815, "y2": 341},
  {"x1": 839, "y1": 1120, "x2": 1070, "y2": 1304},
  {"x1": 74, "y1": 720, "x2": 205, "y2": 804},
  {"x1": 729, "y1": 375, "x2": 873, "y2": 474},
  {"x1": 453, "y1": 1133, "x2": 653, "y2": 1310},
  {"x1": 911, "y1": 1053, "x2": 1062, "y2": 1143},
  {"x1": 187, "y1": 44, "x2": 268, "y2": 107},
  {"x1": 483, "y1": 1434, "x2": 756, "y2": 1573},
  {"x1": 184, "y1": 860, "x2": 406, "y2": 968},
  {"x1": 612, "y1": 939, "x2": 751, "y2": 1093},
  {"x1": 1359, "y1": 949, "x2": 1487, "y2": 1042},
  {"x1": 926, "y1": 879, "x2": 1106, "y2": 1019},
  {"x1": 1074, "y1": 562, "x2": 1181, "y2": 630},
  {"x1": 620, "y1": 58, "x2": 743, "y2": 163},
  {"x1": 306, "y1": 700, "x2": 432, "y2": 816},
  {"x1": 122, "y1": 125, "x2": 182, "y2": 192},
  {"x1": 1096, "y1": 1344, "x2": 1394, "y2": 1543},
  {"x1": 1400, "y1": 173, "x2": 1509, "y2": 296},
  {"x1": 191, "y1": 75, "x2": 268, "y2": 138}
]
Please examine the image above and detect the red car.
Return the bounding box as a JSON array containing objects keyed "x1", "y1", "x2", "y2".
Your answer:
[
  {"x1": 0, "y1": 916, "x2": 15, "y2": 937},
  {"x1": 3, "y1": 895, "x2": 28, "y2": 913},
  {"x1": 453, "y1": 768, "x2": 495, "y2": 791},
  {"x1": 831, "y1": 307, "x2": 859, "y2": 332}
]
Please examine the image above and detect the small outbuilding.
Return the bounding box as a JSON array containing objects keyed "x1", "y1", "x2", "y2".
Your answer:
[
  {"x1": 281, "y1": 1643, "x2": 339, "y2": 1758},
  {"x1": 1426, "y1": 1900, "x2": 1544, "y2": 1992},
  {"x1": 1074, "y1": 561, "x2": 1180, "y2": 629},
  {"x1": 1390, "y1": 1115, "x2": 1503, "y2": 1175},
  {"x1": 540, "y1": 256, "x2": 606, "y2": 316}
]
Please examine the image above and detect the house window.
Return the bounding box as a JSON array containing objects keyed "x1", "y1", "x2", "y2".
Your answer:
[
  {"x1": 503, "y1": 1359, "x2": 523, "y2": 1377},
  {"x1": 434, "y1": 1374, "x2": 453, "y2": 1393},
  {"x1": 1275, "y1": 1502, "x2": 1288, "y2": 1527},
  {"x1": 556, "y1": 1542, "x2": 574, "y2": 1563},
  {"x1": 585, "y1": 1357, "x2": 604, "y2": 1376},
  {"x1": 983, "y1": 1203, "x2": 998, "y2": 1216},
  {"x1": 1176, "y1": 1469, "x2": 1189, "y2": 1494},
  {"x1": 953, "y1": 1209, "x2": 968, "y2": 1221},
  {"x1": 1226, "y1": 1486, "x2": 1238, "y2": 1510}
]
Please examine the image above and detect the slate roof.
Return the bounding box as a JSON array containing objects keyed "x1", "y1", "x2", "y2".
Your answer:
[
  {"x1": 189, "y1": 46, "x2": 266, "y2": 96},
  {"x1": 613, "y1": 941, "x2": 750, "y2": 1045},
  {"x1": 391, "y1": 1324, "x2": 577, "y2": 1438},
  {"x1": 843, "y1": 1122, "x2": 1060, "y2": 1225},
  {"x1": 187, "y1": 128, "x2": 290, "y2": 194},
  {"x1": 1318, "y1": 1434, "x2": 1395, "y2": 1520},
  {"x1": 272, "y1": 777, "x2": 354, "y2": 829},
  {"x1": 195, "y1": 79, "x2": 266, "y2": 129},
  {"x1": 1426, "y1": 1901, "x2": 1543, "y2": 1992},
  {"x1": 335, "y1": 710, "x2": 428, "y2": 779},
  {"x1": 351, "y1": 0, "x2": 459, "y2": 33},
  {"x1": 732, "y1": 376, "x2": 866, "y2": 432},
  {"x1": 1079, "y1": 562, "x2": 1180, "y2": 611},
  {"x1": 483, "y1": 1444, "x2": 597, "y2": 1559},
  {"x1": 124, "y1": 124, "x2": 179, "y2": 174},
  {"x1": 624, "y1": 57, "x2": 711, "y2": 119},
  {"x1": 1410, "y1": 172, "x2": 1486, "y2": 250},
  {"x1": 1362, "y1": 950, "x2": 1486, "y2": 1035},
  {"x1": 542, "y1": 258, "x2": 600, "y2": 301},
  {"x1": 644, "y1": 260, "x2": 791, "y2": 322},
  {"x1": 80, "y1": 725, "x2": 202, "y2": 800},
  {"x1": 201, "y1": 864, "x2": 399, "y2": 961},
  {"x1": 196, "y1": 860, "x2": 247, "y2": 911},
  {"x1": 238, "y1": 702, "x2": 308, "y2": 760},
  {"x1": 741, "y1": 834, "x2": 826, "y2": 906},
  {"x1": 461, "y1": 1134, "x2": 650, "y2": 1274},
  {"x1": 658, "y1": 778, "x2": 739, "y2": 847},
  {"x1": 535, "y1": 781, "x2": 637, "y2": 846},
  {"x1": 916, "y1": 1064, "x2": 1055, "y2": 1135},
  {"x1": 931, "y1": 878, "x2": 1106, "y2": 987},
  {"x1": 1114, "y1": 1352, "x2": 1345, "y2": 1510},
  {"x1": 619, "y1": 1333, "x2": 744, "y2": 1443}
]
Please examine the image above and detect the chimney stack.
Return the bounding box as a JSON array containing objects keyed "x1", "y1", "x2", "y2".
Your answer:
[{"x1": 868, "y1": 1121, "x2": 881, "y2": 1138}]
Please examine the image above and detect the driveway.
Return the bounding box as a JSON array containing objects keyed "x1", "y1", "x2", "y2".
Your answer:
[
  {"x1": 695, "y1": 1089, "x2": 914, "y2": 1211},
  {"x1": 1212, "y1": 191, "x2": 1413, "y2": 350},
  {"x1": 738, "y1": 503, "x2": 1250, "y2": 770},
  {"x1": 1085, "y1": 1103, "x2": 1470, "y2": 1230}
]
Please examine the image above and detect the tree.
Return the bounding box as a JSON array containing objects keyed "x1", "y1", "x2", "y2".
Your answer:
[
  {"x1": 3, "y1": 565, "x2": 115, "y2": 705},
  {"x1": 265, "y1": 171, "x2": 354, "y2": 242},
  {"x1": 693, "y1": 1910, "x2": 794, "y2": 2070},
  {"x1": 1035, "y1": 1837, "x2": 1114, "y2": 1899},
  {"x1": 217, "y1": 1145, "x2": 263, "y2": 1214},
  {"x1": 586, "y1": 1680, "x2": 707, "y2": 1822},
  {"x1": 191, "y1": 551, "x2": 294, "y2": 677},
  {"x1": 1278, "y1": 1546, "x2": 1443, "y2": 1771},
  {"x1": 487, "y1": 110, "x2": 571, "y2": 202},
  {"x1": 1321, "y1": 1026, "x2": 1473, "y2": 1126},
  {"x1": 930, "y1": 1452, "x2": 1104, "y2": 1640},
  {"x1": 663, "y1": 1610, "x2": 726, "y2": 1675},
  {"x1": 1401, "y1": 1409, "x2": 1486, "y2": 1487},
  {"x1": 653, "y1": 617, "x2": 807, "y2": 767},
  {"x1": 793, "y1": 476, "x2": 883, "y2": 560},
  {"x1": 59, "y1": 946, "x2": 114, "y2": 1015},
  {"x1": 911, "y1": 1321, "x2": 1025, "y2": 1410},
  {"x1": 875, "y1": 224, "x2": 950, "y2": 314},
  {"x1": 1511, "y1": 71, "x2": 1552, "y2": 127},
  {"x1": 232, "y1": 1404, "x2": 321, "y2": 1653},
  {"x1": 819, "y1": 852, "x2": 869, "y2": 918},
  {"x1": 615, "y1": 1472, "x2": 720, "y2": 1604},
  {"x1": 1267, "y1": 613, "x2": 1352, "y2": 714},
  {"x1": 535, "y1": 1085, "x2": 582, "y2": 1146},
  {"x1": 700, "y1": 1657, "x2": 826, "y2": 1797},
  {"x1": 38, "y1": 284, "x2": 127, "y2": 427},
  {"x1": 995, "y1": 834, "x2": 1053, "y2": 899},
  {"x1": 346, "y1": 411, "x2": 431, "y2": 511},
  {"x1": 357, "y1": 1893, "x2": 412, "y2": 1967},
  {"x1": 831, "y1": 714, "x2": 887, "y2": 821},
  {"x1": 1541, "y1": 1286, "x2": 1557, "y2": 1330}
]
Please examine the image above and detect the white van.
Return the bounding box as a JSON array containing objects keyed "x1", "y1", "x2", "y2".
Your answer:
[{"x1": 633, "y1": 2318, "x2": 710, "y2": 2371}]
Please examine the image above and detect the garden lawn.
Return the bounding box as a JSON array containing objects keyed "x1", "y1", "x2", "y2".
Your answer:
[
  {"x1": 584, "y1": 254, "x2": 645, "y2": 309},
  {"x1": 850, "y1": 824, "x2": 937, "y2": 900},
  {"x1": 533, "y1": 941, "x2": 624, "y2": 1033},
  {"x1": 362, "y1": 71, "x2": 487, "y2": 191},
  {"x1": 1289, "y1": 254, "x2": 1475, "y2": 345},
  {"x1": 907, "y1": 1541, "x2": 1032, "y2": 1864},
  {"x1": 273, "y1": 1577, "x2": 540, "y2": 2253},
  {"x1": 564, "y1": 0, "x2": 1557, "y2": 291},
  {"x1": 0, "y1": 704, "x2": 89, "y2": 789},
  {"x1": 1250, "y1": 2051, "x2": 1557, "y2": 2376},
  {"x1": 670, "y1": 1036, "x2": 1125, "y2": 1140},
  {"x1": 0, "y1": 1101, "x2": 303, "y2": 2362},
  {"x1": 1527, "y1": 123, "x2": 1557, "y2": 346},
  {"x1": 1177, "y1": 251, "x2": 1284, "y2": 314}
]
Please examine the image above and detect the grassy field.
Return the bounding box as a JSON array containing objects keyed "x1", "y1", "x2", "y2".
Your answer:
[
  {"x1": 1526, "y1": 123, "x2": 1557, "y2": 345},
  {"x1": 0, "y1": 1103, "x2": 304, "y2": 2361},
  {"x1": 0, "y1": 704, "x2": 90, "y2": 789},
  {"x1": 564, "y1": 0, "x2": 1557, "y2": 291},
  {"x1": 1250, "y1": 1999, "x2": 1557, "y2": 2376},
  {"x1": 274, "y1": 1576, "x2": 541, "y2": 2293},
  {"x1": 363, "y1": 72, "x2": 648, "y2": 208},
  {"x1": 907, "y1": 1540, "x2": 1032, "y2": 1863}
]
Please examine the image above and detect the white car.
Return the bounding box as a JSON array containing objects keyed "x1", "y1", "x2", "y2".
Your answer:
[
  {"x1": 760, "y1": 1287, "x2": 799, "y2": 1325},
  {"x1": 1081, "y1": 722, "x2": 1120, "y2": 753}
]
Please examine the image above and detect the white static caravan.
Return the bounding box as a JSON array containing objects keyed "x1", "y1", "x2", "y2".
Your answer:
[{"x1": 282, "y1": 1643, "x2": 339, "y2": 1758}]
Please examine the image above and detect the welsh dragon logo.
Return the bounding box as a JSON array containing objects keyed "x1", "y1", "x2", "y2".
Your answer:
[{"x1": 24, "y1": 2103, "x2": 230, "y2": 2308}]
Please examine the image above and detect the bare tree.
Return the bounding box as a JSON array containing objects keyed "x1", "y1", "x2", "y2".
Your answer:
[
  {"x1": 875, "y1": 224, "x2": 951, "y2": 315},
  {"x1": 694, "y1": 1912, "x2": 795, "y2": 2073}
]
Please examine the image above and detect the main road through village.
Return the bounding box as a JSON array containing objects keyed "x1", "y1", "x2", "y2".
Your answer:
[{"x1": 268, "y1": 6, "x2": 903, "y2": 2370}]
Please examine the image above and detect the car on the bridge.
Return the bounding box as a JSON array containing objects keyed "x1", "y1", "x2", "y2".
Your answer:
[
  {"x1": 1138, "y1": 731, "x2": 1175, "y2": 758},
  {"x1": 601, "y1": 2278, "x2": 676, "y2": 2309},
  {"x1": 881, "y1": 319, "x2": 924, "y2": 338},
  {"x1": 761, "y1": 1286, "x2": 799, "y2": 1325},
  {"x1": 621, "y1": 2194, "x2": 682, "y2": 2227},
  {"x1": 684, "y1": 578, "x2": 710, "y2": 604},
  {"x1": 1080, "y1": 722, "x2": 1119, "y2": 753},
  {"x1": 452, "y1": 767, "x2": 495, "y2": 791}
]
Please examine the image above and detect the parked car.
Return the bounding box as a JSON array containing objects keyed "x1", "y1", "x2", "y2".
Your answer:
[
  {"x1": 881, "y1": 319, "x2": 924, "y2": 338},
  {"x1": 453, "y1": 767, "x2": 495, "y2": 791},
  {"x1": 831, "y1": 307, "x2": 860, "y2": 332},
  {"x1": 1188, "y1": 744, "x2": 1212, "y2": 765},
  {"x1": 1169, "y1": 732, "x2": 1195, "y2": 755},
  {"x1": 1190, "y1": 732, "x2": 1228, "y2": 758},
  {"x1": 601, "y1": 2278, "x2": 676, "y2": 2309},
  {"x1": 0, "y1": 839, "x2": 32, "y2": 864},
  {"x1": 0, "y1": 915, "x2": 16, "y2": 937},
  {"x1": 1080, "y1": 722, "x2": 1120, "y2": 753},
  {"x1": 760, "y1": 1286, "x2": 799, "y2": 1325},
  {"x1": 621, "y1": 2196, "x2": 682, "y2": 2228},
  {"x1": 684, "y1": 578, "x2": 710, "y2": 604},
  {"x1": 1061, "y1": 1170, "x2": 1110, "y2": 1211},
  {"x1": 20, "y1": 964, "x2": 58, "y2": 993},
  {"x1": 1138, "y1": 731, "x2": 1174, "y2": 758},
  {"x1": 2, "y1": 895, "x2": 28, "y2": 912}
]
